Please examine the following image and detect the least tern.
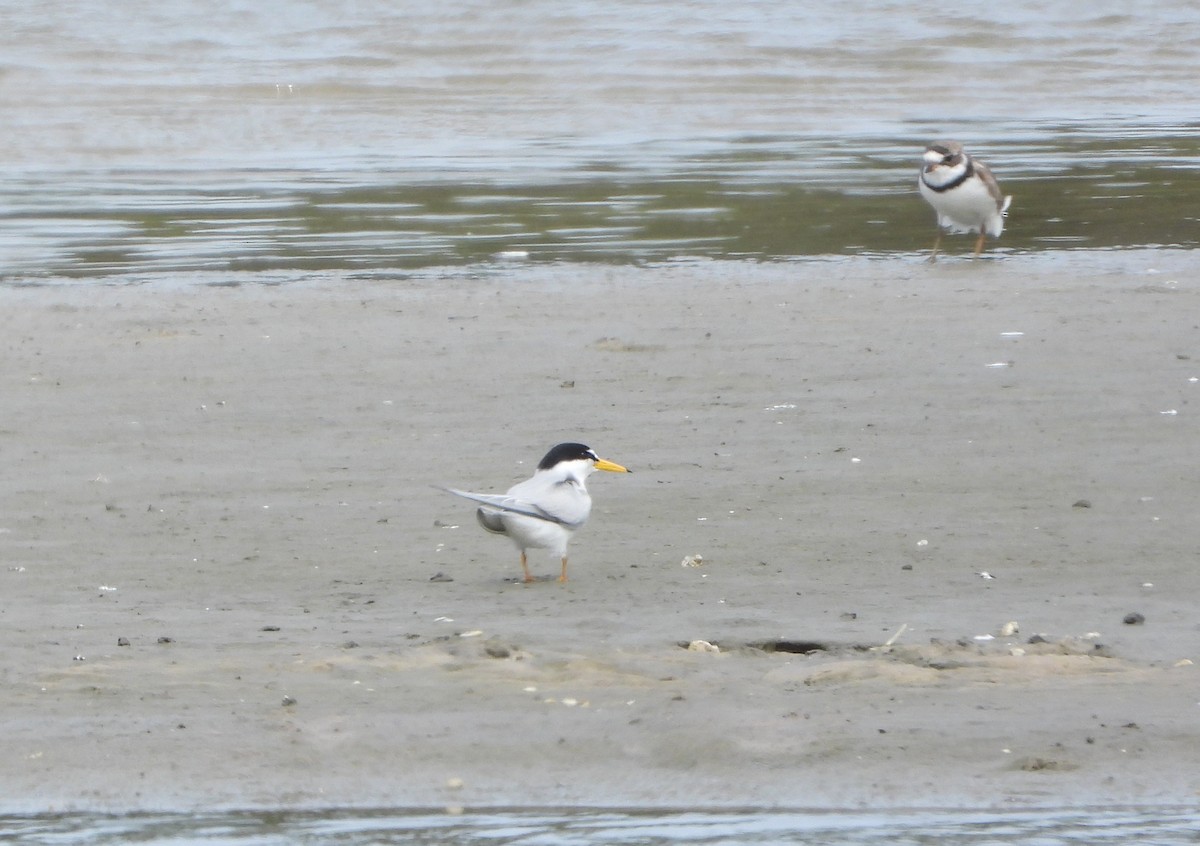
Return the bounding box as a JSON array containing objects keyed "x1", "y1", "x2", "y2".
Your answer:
[
  {"x1": 918, "y1": 141, "x2": 1012, "y2": 261},
  {"x1": 444, "y1": 442, "x2": 630, "y2": 583}
]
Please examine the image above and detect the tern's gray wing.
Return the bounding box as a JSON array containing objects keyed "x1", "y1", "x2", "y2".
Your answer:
[
  {"x1": 475, "y1": 506, "x2": 506, "y2": 535},
  {"x1": 439, "y1": 487, "x2": 575, "y2": 526}
]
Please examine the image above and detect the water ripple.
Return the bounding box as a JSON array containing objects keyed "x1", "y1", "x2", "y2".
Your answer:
[
  {"x1": 1, "y1": 126, "x2": 1197, "y2": 280},
  {"x1": 3, "y1": 0, "x2": 1200, "y2": 280},
  {"x1": 2, "y1": 807, "x2": 1198, "y2": 845}
]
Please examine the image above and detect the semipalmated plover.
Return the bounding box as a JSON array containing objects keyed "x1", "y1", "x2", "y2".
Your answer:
[
  {"x1": 442, "y1": 443, "x2": 631, "y2": 583},
  {"x1": 918, "y1": 141, "x2": 1012, "y2": 261}
]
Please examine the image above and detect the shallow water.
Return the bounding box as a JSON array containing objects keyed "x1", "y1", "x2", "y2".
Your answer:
[
  {"x1": 2, "y1": 1, "x2": 1199, "y2": 281},
  {"x1": 3, "y1": 808, "x2": 1199, "y2": 845}
]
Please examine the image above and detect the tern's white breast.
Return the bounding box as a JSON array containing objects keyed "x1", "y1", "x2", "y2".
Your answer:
[{"x1": 498, "y1": 511, "x2": 574, "y2": 555}]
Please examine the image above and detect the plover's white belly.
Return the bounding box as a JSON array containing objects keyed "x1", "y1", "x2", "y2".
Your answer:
[{"x1": 919, "y1": 177, "x2": 1004, "y2": 237}]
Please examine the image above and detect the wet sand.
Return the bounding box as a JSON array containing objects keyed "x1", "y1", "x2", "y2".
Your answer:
[{"x1": 2, "y1": 255, "x2": 1198, "y2": 814}]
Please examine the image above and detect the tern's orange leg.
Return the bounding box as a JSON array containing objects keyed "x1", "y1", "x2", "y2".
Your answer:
[
  {"x1": 520, "y1": 551, "x2": 534, "y2": 584},
  {"x1": 558, "y1": 557, "x2": 569, "y2": 583},
  {"x1": 972, "y1": 232, "x2": 986, "y2": 257}
]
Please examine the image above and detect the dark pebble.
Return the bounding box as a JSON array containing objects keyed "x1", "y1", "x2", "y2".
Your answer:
[
  {"x1": 1027, "y1": 634, "x2": 1050, "y2": 644},
  {"x1": 117, "y1": 637, "x2": 130, "y2": 647},
  {"x1": 429, "y1": 572, "x2": 454, "y2": 582},
  {"x1": 260, "y1": 625, "x2": 281, "y2": 632},
  {"x1": 1072, "y1": 499, "x2": 1092, "y2": 508},
  {"x1": 1123, "y1": 612, "x2": 1145, "y2": 625},
  {"x1": 157, "y1": 636, "x2": 174, "y2": 644}
]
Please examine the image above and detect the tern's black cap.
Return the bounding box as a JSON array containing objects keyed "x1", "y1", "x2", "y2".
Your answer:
[{"x1": 538, "y1": 443, "x2": 597, "y2": 470}]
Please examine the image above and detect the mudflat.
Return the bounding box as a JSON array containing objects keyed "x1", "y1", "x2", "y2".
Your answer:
[{"x1": 2, "y1": 254, "x2": 1197, "y2": 813}]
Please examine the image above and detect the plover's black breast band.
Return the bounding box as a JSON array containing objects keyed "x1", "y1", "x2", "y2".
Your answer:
[{"x1": 922, "y1": 158, "x2": 975, "y2": 193}]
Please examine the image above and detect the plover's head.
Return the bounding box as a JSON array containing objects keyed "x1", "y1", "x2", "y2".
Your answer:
[{"x1": 923, "y1": 141, "x2": 965, "y2": 170}]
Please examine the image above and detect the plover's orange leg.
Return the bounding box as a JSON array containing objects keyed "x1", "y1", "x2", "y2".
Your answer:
[
  {"x1": 927, "y1": 231, "x2": 942, "y2": 263},
  {"x1": 558, "y1": 557, "x2": 569, "y2": 583},
  {"x1": 520, "y1": 551, "x2": 534, "y2": 583}
]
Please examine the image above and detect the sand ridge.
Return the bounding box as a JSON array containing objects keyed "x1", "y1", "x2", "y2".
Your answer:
[{"x1": 1, "y1": 255, "x2": 1198, "y2": 812}]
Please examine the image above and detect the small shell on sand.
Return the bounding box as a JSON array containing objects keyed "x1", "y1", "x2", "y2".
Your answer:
[{"x1": 687, "y1": 639, "x2": 720, "y2": 653}]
